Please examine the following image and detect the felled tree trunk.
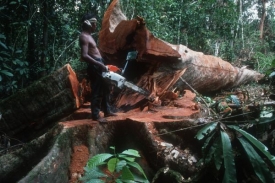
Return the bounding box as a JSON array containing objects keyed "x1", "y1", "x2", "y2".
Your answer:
[
  {"x1": 0, "y1": 64, "x2": 81, "y2": 138},
  {"x1": 99, "y1": 0, "x2": 264, "y2": 109}
]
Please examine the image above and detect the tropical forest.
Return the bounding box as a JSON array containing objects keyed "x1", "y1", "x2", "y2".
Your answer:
[{"x1": 0, "y1": 0, "x2": 275, "y2": 183}]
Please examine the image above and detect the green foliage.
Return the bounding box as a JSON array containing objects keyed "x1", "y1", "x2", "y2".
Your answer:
[
  {"x1": 195, "y1": 122, "x2": 275, "y2": 182},
  {"x1": 0, "y1": 0, "x2": 274, "y2": 99},
  {"x1": 253, "y1": 52, "x2": 275, "y2": 74},
  {"x1": 80, "y1": 147, "x2": 149, "y2": 183}
]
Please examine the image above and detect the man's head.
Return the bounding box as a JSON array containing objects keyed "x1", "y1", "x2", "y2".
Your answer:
[{"x1": 81, "y1": 13, "x2": 97, "y2": 32}]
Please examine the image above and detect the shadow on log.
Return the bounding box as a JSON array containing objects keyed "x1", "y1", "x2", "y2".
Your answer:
[{"x1": 0, "y1": 64, "x2": 81, "y2": 139}]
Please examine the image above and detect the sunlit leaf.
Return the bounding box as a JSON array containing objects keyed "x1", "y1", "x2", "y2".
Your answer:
[
  {"x1": 121, "y1": 149, "x2": 140, "y2": 157},
  {"x1": 116, "y1": 160, "x2": 127, "y2": 172},
  {"x1": 87, "y1": 153, "x2": 113, "y2": 168},
  {"x1": 108, "y1": 158, "x2": 119, "y2": 173},
  {"x1": 118, "y1": 154, "x2": 135, "y2": 162}
]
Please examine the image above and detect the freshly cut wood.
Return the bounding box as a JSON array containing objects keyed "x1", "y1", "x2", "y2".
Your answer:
[
  {"x1": 0, "y1": 64, "x2": 81, "y2": 137},
  {"x1": 99, "y1": 0, "x2": 264, "y2": 108}
]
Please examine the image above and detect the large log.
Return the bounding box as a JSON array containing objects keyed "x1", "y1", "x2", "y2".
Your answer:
[
  {"x1": 99, "y1": 0, "x2": 264, "y2": 109},
  {"x1": 0, "y1": 64, "x2": 81, "y2": 138}
]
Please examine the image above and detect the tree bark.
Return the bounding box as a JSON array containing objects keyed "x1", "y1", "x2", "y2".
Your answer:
[
  {"x1": 0, "y1": 64, "x2": 81, "y2": 138},
  {"x1": 259, "y1": 0, "x2": 267, "y2": 40}
]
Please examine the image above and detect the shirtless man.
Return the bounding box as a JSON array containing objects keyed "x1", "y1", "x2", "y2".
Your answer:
[{"x1": 79, "y1": 13, "x2": 116, "y2": 121}]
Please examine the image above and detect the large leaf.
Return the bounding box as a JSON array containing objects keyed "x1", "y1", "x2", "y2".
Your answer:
[
  {"x1": 220, "y1": 131, "x2": 237, "y2": 183},
  {"x1": 87, "y1": 153, "x2": 113, "y2": 168},
  {"x1": 121, "y1": 166, "x2": 135, "y2": 181},
  {"x1": 238, "y1": 137, "x2": 273, "y2": 183},
  {"x1": 108, "y1": 158, "x2": 119, "y2": 173},
  {"x1": 204, "y1": 137, "x2": 220, "y2": 165},
  {"x1": 118, "y1": 154, "x2": 135, "y2": 162},
  {"x1": 228, "y1": 125, "x2": 275, "y2": 167},
  {"x1": 127, "y1": 161, "x2": 148, "y2": 179},
  {"x1": 202, "y1": 131, "x2": 216, "y2": 156},
  {"x1": 81, "y1": 167, "x2": 107, "y2": 181},
  {"x1": 195, "y1": 122, "x2": 218, "y2": 140},
  {"x1": 121, "y1": 149, "x2": 140, "y2": 157},
  {"x1": 0, "y1": 70, "x2": 13, "y2": 77},
  {"x1": 116, "y1": 160, "x2": 127, "y2": 172},
  {"x1": 214, "y1": 137, "x2": 223, "y2": 171}
]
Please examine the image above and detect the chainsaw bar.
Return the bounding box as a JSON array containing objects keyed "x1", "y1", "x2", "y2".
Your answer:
[{"x1": 124, "y1": 81, "x2": 149, "y2": 97}]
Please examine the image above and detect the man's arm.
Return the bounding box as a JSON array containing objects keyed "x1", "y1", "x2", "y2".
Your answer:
[{"x1": 79, "y1": 35, "x2": 107, "y2": 71}]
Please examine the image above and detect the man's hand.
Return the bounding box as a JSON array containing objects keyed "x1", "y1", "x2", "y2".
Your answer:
[{"x1": 100, "y1": 64, "x2": 108, "y2": 72}]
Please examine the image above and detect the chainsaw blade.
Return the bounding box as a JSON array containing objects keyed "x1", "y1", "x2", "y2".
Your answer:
[{"x1": 124, "y1": 81, "x2": 150, "y2": 97}]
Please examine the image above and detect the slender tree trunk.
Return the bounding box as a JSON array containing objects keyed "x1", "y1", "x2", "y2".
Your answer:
[
  {"x1": 177, "y1": 0, "x2": 183, "y2": 44},
  {"x1": 41, "y1": 0, "x2": 48, "y2": 77},
  {"x1": 259, "y1": 0, "x2": 267, "y2": 40},
  {"x1": 27, "y1": 1, "x2": 37, "y2": 80}
]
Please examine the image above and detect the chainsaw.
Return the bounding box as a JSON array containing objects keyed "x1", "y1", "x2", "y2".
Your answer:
[{"x1": 102, "y1": 70, "x2": 154, "y2": 101}]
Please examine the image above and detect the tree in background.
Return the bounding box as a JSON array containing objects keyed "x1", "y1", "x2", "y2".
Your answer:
[{"x1": 0, "y1": 0, "x2": 274, "y2": 99}]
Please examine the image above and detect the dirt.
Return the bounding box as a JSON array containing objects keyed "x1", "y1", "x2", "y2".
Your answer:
[{"x1": 69, "y1": 145, "x2": 89, "y2": 183}]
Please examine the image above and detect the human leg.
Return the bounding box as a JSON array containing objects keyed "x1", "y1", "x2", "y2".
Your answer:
[{"x1": 101, "y1": 79, "x2": 117, "y2": 117}]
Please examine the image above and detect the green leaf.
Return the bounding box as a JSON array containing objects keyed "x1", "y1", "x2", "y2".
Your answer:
[
  {"x1": 0, "y1": 34, "x2": 6, "y2": 39},
  {"x1": 228, "y1": 125, "x2": 275, "y2": 167},
  {"x1": 0, "y1": 75, "x2": 2, "y2": 81},
  {"x1": 0, "y1": 70, "x2": 13, "y2": 77},
  {"x1": 238, "y1": 137, "x2": 273, "y2": 183},
  {"x1": 84, "y1": 179, "x2": 105, "y2": 183},
  {"x1": 121, "y1": 166, "x2": 135, "y2": 181},
  {"x1": 82, "y1": 166, "x2": 107, "y2": 180},
  {"x1": 204, "y1": 137, "x2": 220, "y2": 164},
  {"x1": 118, "y1": 154, "x2": 135, "y2": 162},
  {"x1": 116, "y1": 160, "x2": 127, "y2": 172},
  {"x1": 0, "y1": 41, "x2": 8, "y2": 49},
  {"x1": 127, "y1": 161, "x2": 148, "y2": 179},
  {"x1": 195, "y1": 122, "x2": 218, "y2": 140},
  {"x1": 214, "y1": 137, "x2": 223, "y2": 170},
  {"x1": 87, "y1": 153, "x2": 113, "y2": 168},
  {"x1": 121, "y1": 149, "x2": 140, "y2": 157},
  {"x1": 115, "y1": 179, "x2": 123, "y2": 183},
  {"x1": 108, "y1": 158, "x2": 119, "y2": 173},
  {"x1": 202, "y1": 130, "x2": 216, "y2": 156},
  {"x1": 220, "y1": 131, "x2": 237, "y2": 183}
]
